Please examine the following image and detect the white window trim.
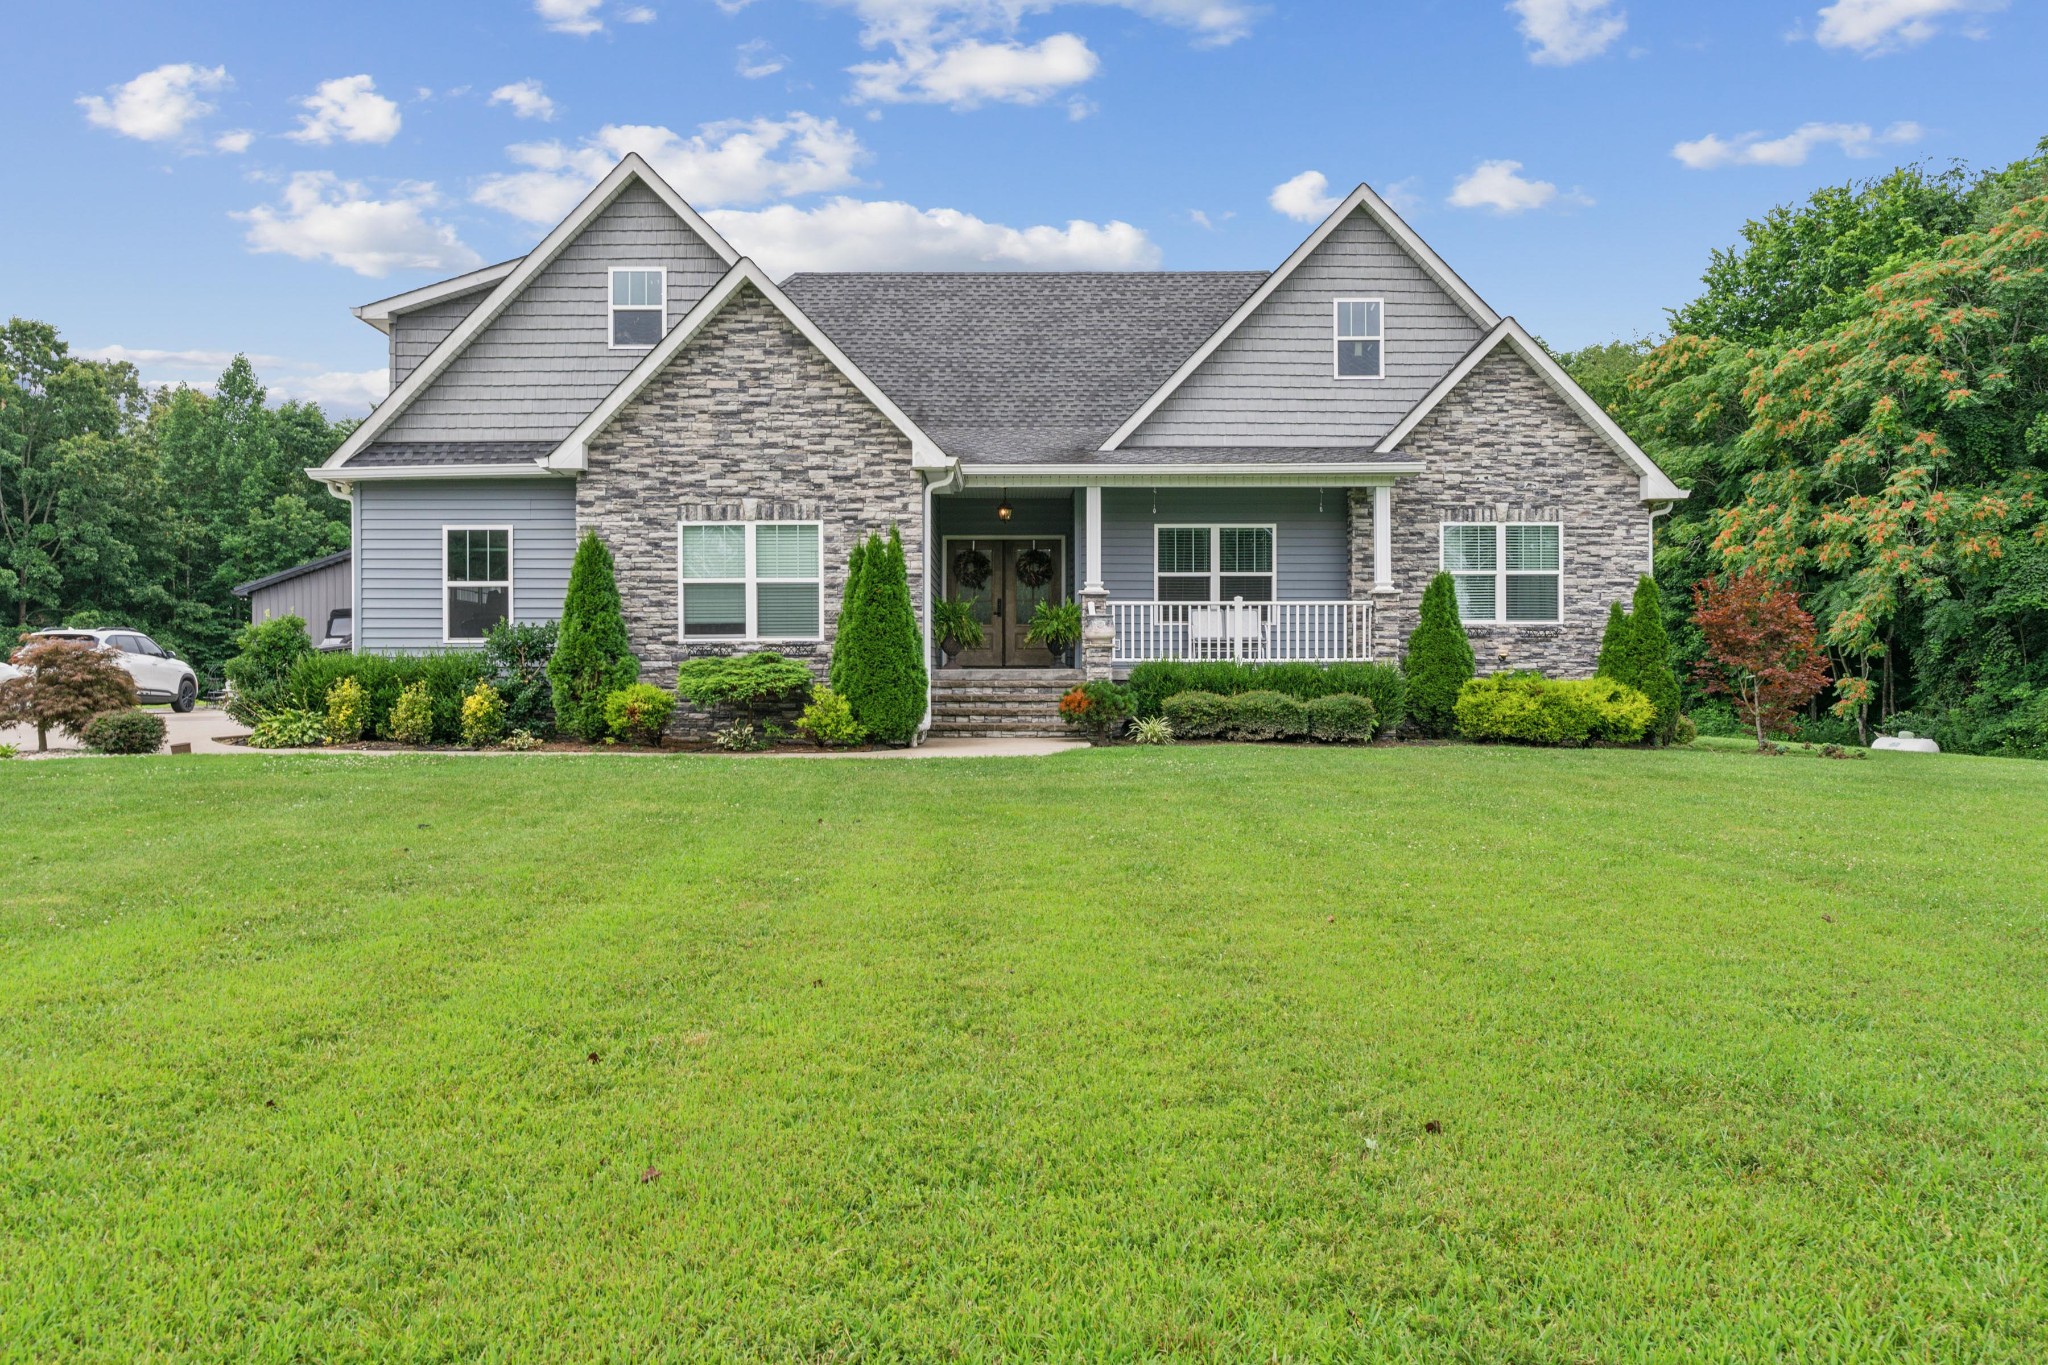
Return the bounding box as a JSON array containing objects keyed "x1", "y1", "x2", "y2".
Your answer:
[
  {"x1": 1152, "y1": 523, "x2": 1279, "y2": 602},
  {"x1": 442, "y1": 525, "x2": 514, "y2": 645},
  {"x1": 608, "y1": 266, "x2": 667, "y2": 351},
  {"x1": 1438, "y1": 521, "x2": 1564, "y2": 626},
  {"x1": 1333, "y1": 297, "x2": 1385, "y2": 381},
  {"x1": 677, "y1": 520, "x2": 826, "y2": 644}
]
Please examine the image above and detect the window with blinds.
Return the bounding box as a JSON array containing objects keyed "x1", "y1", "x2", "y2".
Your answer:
[
  {"x1": 1155, "y1": 526, "x2": 1275, "y2": 602},
  {"x1": 680, "y1": 522, "x2": 822, "y2": 640},
  {"x1": 1440, "y1": 522, "x2": 1561, "y2": 624}
]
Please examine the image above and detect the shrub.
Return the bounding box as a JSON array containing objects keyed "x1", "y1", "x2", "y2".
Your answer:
[
  {"x1": 1305, "y1": 693, "x2": 1379, "y2": 743},
  {"x1": 0, "y1": 638, "x2": 138, "y2": 751},
  {"x1": 248, "y1": 707, "x2": 326, "y2": 749},
  {"x1": 1672, "y1": 714, "x2": 1698, "y2": 745},
  {"x1": 388, "y1": 682, "x2": 435, "y2": 746},
  {"x1": 1225, "y1": 690, "x2": 1309, "y2": 741},
  {"x1": 1691, "y1": 570, "x2": 1831, "y2": 749},
  {"x1": 605, "y1": 683, "x2": 676, "y2": 746},
  {"x1": 0, "y1": 743, "x2": 16, "y2": 760},
  {"x1": 831, "y1": 526, "x2": 927, "y2": 744},
  {"x1": 461, "y1": 681, "x2": 507, "y2": 747},
  {"x1": 712, "y1": 720, "x2": 766, "y2": 752},
  {"x1": 1162, "y1": 690, "x2": 1230, "y2": 739},
  {"x1": 1124, "y1": 660, "x2": 1405, "y2": 730},
  {"x1": 501, "y1": 728, "x2": 542, "y2": 752},
  {"x1": 1454, "y1": 672, "x2": 1655, "y2": 746},
  {"x1": 1057, "y1": 681, "x2": 1132, "y2": 742},
  {"x1": 796, "y1": 687, "x2": 866, "y2": 747},
  {"x1": 675, "y1": 651, "x2": 814, "y2": 721},
  {"x1": 485, "y1": 620, "x2": 558, "y2": 737},
  {"x1": 418, "y1": 653, "x2": 492, "y2": 744},
  {"x1": 282, "y1": 651, "x2": 487, "y2": 743},
  {"x1": 548, "y1": 532, "x2": 639, "y2": 743},
  {"x1": 1606, "y1": 577, "x2": 1682, "y2": 744},
  {"x1": 222, "y1": 616, "x2": 313, "y2": 725},
  {"x1": 324, "y1": 676, "x2": 370, "y2": 744},
  {"x1": 83, "y1": 709, "x2": 166, "y2": 755},
  {"x1": 827, "y1": 536, "x2": 868, "y2": 696},
  {"x1": 1595, "y1": 600, "x2": 1628, "y2": 679},
  {"x1": 1404, "y1": 573, "x2": 1474, "y2": 737},
  {"x1": 1130, "y1": 716, "x2": 1174, "y2": 745}
]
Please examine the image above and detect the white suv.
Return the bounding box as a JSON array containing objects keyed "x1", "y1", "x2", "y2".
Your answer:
[{"x1": 17, "y1": 629, "x2": 200, "y2": 712}]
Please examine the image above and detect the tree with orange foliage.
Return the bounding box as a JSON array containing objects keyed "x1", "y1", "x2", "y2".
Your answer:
[{"x1": 1692, "y1": 572, "x2": 1833, "y2": 750}]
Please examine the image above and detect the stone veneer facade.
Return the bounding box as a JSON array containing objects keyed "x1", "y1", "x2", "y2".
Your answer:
[
  {"x1": 1348, "y1": 350, "x2": 1654, "y2": 676},
  {"x1": 577, "y1": 283, "x2": 923, "y2": 733}
]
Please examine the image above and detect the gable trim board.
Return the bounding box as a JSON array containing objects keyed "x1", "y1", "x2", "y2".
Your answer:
[
  {"x1": 1098, "y1": 183, "x2": 1503, "y2": 452},
  {"x1": 321, "y1": 153, "x2": 742, "y2": 471},
  {"x1": 352, "y1": 259, "x2": 523, "y2": 334},
  {"x1": 548, "y1": 259, "x2": 951, "y2": 472},
  {"x1": 1375, "y1": 318, "x2": 1688, "y2": 504}
]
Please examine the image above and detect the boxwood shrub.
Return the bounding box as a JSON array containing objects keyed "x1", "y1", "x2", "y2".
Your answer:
[
  {"x1": 1126, "y1": 660, "x2": 1404, "y2": 731},
  {"x1": 1454, "y1": 672, "x2": 1655, "y2": 746},
  {"x1": 1161, "y1": 690, "x2": 1230, "y2": 739},
  {"x1": 1224, "y1": 690, "x2": 1308, "y2": 741},
  {"x1": 1305, "y1": 693, "x2": 1378, "y2": 743},
  {"x1": 82, "y1": 708, "x2": 167, "y2": 755}
]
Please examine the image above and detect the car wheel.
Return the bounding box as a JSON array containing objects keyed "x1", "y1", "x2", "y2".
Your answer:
[{"x1": 173, "y1": 676, "x2": 197, "y2": 713}]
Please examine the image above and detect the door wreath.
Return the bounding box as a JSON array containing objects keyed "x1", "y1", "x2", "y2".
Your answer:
[
  {"x1": 951, "y1": 547, "x2": 992, "y2": 591},
  {"x1": 1014, "y1": 546, "x2": 1056, "y2": 589}
]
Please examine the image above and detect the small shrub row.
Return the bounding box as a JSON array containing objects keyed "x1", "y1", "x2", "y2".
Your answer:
[
  {"x1": 1161, "y1": 689, "x2": 1380, "y2": 744},
  {"x1": 285, "y1": 650, "x2": 489, "y2": 744},
  {"x1": 1453, "y1": 672, "x2": 1655, "y2": 746},
  {"x1": 1125, "y1": 660, "x2": 1406, "y2": 731},
  {"x1": 1058, "y1": 681, "x2": 1134, "y2": 742}
]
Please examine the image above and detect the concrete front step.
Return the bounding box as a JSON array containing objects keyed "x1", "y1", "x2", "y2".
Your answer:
[{"x1": 929, "y1": 668, "x2": 1086, "y2": 737}]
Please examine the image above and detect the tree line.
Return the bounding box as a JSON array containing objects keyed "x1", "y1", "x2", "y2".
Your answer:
[
  {"x1": 1560, "y1": 136, "x2": 2048, "y2": 756},
  {"x1": 0, "y1": 320, "x2": 351, "y2": 679}
]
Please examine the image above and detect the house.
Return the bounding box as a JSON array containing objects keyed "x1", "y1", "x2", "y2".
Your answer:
[
  {"x1": 231, "y1": 549, "x2": 352, "y2": 648},
  {"x1": 308, "y1": 154, "x2": 1685, "y2": 737}
]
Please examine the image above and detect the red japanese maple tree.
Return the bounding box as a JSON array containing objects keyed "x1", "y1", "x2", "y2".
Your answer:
[{"x1": 1691, "y1": 571, "x2": 1833, "y2": 750}]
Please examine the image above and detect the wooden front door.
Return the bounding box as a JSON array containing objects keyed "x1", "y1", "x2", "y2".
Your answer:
[{"x1": 943, "y1": 538, "x2": 1066, "y2": 668}]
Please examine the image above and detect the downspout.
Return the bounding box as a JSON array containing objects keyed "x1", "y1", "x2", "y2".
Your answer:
[
  {"x1": 915, "y1": 461, "x2": 964, "y2": 745},
  {"x1": 1646, "y1": 501, "x2": 1674, "y2": 577}
]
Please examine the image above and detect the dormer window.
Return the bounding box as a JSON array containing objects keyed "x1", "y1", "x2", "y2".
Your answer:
[
  {"x1": 610, "y1": 268, "x2": 666, "y2": 348},
  {"x1": 1334, "y1": 298, "x2": 1383, "y2": 379}
]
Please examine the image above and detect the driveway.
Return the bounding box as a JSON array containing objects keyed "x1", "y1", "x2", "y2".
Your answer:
[{"x1": 3, "y1": 705, "x2": 251, "y2": 757}]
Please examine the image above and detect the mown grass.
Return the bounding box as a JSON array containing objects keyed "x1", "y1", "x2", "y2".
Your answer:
[{"x1": 1, "y1": 744, "x2": 2043, "y2": 1362}]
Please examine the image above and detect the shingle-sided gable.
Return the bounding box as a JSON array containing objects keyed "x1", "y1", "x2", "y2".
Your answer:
[
  {"x1": 1119, "y1": 204, "x2": 1489, "y2": 449},
  {"x1": 370, "y1": 180, "x2": 730, "y2": 447}
]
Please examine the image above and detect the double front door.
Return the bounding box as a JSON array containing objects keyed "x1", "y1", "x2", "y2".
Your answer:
[{"x1": 944, "y1": 537, "x2": 1066, "y2": 668}]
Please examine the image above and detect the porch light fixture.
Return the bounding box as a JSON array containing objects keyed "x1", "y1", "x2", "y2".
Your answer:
[{"x1": 997, "y1": 490, "x2": 1013, "y2": 522}]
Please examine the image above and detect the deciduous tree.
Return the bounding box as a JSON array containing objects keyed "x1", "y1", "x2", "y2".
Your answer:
[
  {"x1": 0, "y1": 637, "x2": 138, "y2": 751},
  {"x1": 1692, "y1": 571, "x2": 1832, "y2": 749}
]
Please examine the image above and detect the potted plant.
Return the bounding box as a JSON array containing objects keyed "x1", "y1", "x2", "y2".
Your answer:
[
  {"x1": 932, "y1": 596, "x2": 985, "y2": 665},
  {"x1": 1024, "y1": 599, "x2": 1083, "y2": 666}
]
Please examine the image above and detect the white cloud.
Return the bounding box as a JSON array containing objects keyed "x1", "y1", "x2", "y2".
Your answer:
[
  {"x1": 851, "y1": 33, "x2": 1098, "y2": 106},
  {"x1": 1380, "y1": 177, "x2": 1424, "y2": 215},
  {"x1": 737, "y1": 39, "x2": 788, "y2": 78},
  {"x1": 214, "y1": 129, "x2": 255, "y2": 154},
  {"x1": 1672, "y1": 120, "x2": 1923, "y2": 170},
  {"x1": 489, "y1": 79, "x2": 557, "y2": 121},
  {"x1": 77, "y1": 63, "x2": 229, "y2": 142},
  {"x1": 1813, "y1": 0, "x2": 2004, "y2": 53},
  {"x1": 1268, "y1": 169, "x2": 1339, "y2": 222},
  {"x1": 236, "y1": 172, "x2": 482, "y2": 277},
  {"x1": 287, "y1": 75, "x2": 402, "y2": 145},
  {"x1": 473, "y1": 114, "x2": 867, "y2": 225},
  {"x1": 79, "y1": 344, "x2": 280, "y2": 369},
  {"x1": 1508, "y1": 0, "x2": 1626, "y2": 64},
  {"x1": 1448, "y1": 159, "x2": 1588, "y2": 214},
  {"x1": 706, "y1": 196, "x2": 1159, "y2": 274},
  {"x1": 536, "y1": 0, "x2": 606, "y2": 33},
  {"x1": 274, "y1": 368, "x2": 390, "y2": 410},
  {"x1": 620, "y1": 5, "x2": 657, "y2": 19}
]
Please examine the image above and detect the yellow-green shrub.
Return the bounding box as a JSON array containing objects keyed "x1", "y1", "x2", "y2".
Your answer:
[
  {"x1": 1454, "y1": 672, "x2": 1654, "y2": 746},
  {"x1": 388, "y1": 681, "x2": 435, "y2": 746},
  {"x1": 324, "y1": 676, "x2": 369, "y2": 744},
  {"x1": 460, "y1": 681, "x2": 506, "y2": 747}
]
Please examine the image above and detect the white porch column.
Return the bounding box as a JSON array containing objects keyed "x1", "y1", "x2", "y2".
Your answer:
[
  {"x1": 1079, "y1": 484, "x2": 1112, "y2": 679},
  {"x1": 1371, "y1": 483, "x2": 1394, "y2": 594}
]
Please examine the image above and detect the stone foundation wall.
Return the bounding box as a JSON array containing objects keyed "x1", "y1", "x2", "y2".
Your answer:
[
  {"x1": 577, "y1": 283, "x2": 923, "y2": 736},
  {"x1": 1349, "y1": 350, "x2": 1653, "y2": 676}
]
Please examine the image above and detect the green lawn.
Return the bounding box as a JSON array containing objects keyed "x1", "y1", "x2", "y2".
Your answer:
[{"x1": 2, "y1": 745, "x2": 2044, "y2": 1362}]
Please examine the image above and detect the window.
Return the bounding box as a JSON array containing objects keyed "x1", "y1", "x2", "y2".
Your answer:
[
  {"x1": 1335, "y1": 298, "x2": 1383, "y2": 379},
  {"x1": 680, "y1": 522, "x2": 822, "y2": 641},
  {"x1": 610, "y1": 268, "x2": 665, "y2": 348},
  {"x1": 1441, "y1": 522, "x2": 1560, "y2": 624},
  {"x1": 1155, "y1": 526, "x2": 1275, "y2": 602},
  {"x1": 445, "y1": 527, "x2": 511, "y2": 641}
]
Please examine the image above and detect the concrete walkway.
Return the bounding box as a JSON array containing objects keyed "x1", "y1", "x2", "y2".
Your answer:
[{"x1": 4, "y1": 707, "x2": 1085, "y2": 760}]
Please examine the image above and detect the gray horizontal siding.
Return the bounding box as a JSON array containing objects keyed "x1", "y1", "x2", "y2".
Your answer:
[
  {"x1": 248, "y1": 560, "x2": 353, "y2": 640},
  {"x1": 1127, "y1": 207, "x2": 1486, "y2": 448},
  {"x1": 389, "y1": 287, "x2": 491, "y2": 389},
  {"x1": 384, "y1": 182, "x2": 729, "y2": 444},
  {"x1": 1101, "y1": 487, "x2": 1348, "y2": 601},
  {"x1": 355, "y1": 479, "x2": 577, "y2": 652}
]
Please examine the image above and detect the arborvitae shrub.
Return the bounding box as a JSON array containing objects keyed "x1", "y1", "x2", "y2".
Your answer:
[
  {"x1": 1403, "y1": 573, "x2": 1475, "y2": 737},
  {"x1": 547, "y1": 532, "x2": 639, "y2": 743},
  {"x1": 835, "y1": 527, "x2": 926, "y2": 744},
  {"x1": 828, "y1": 535, "x2": 868, "y2": 696},
  {"x1": 1620, "y1": 575, "x2": 1683, "y2": 743},
  {"x1": 1596, "y1": 600, "x2": 1628, "y2": 679}
]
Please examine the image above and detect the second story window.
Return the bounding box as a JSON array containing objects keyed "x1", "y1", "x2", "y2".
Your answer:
[
  {"x1": 1334, "y1": 298, "x2": 1383, "y2": 378},
  {"x1": 610, "y1": 268, "x2": 666, "y2": 348}
]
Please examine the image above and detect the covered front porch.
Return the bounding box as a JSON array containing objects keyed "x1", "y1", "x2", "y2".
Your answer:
[{"x1": 926, "y1": 470, "x2": 1402, "y2": 674}]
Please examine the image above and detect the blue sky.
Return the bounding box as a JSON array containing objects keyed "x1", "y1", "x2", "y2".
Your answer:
[{"x1": 3, "y1": 0, "x2": 2041, "y2": 414}]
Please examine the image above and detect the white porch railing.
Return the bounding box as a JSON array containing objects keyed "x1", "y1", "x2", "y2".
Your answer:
[{"x1": 1108, "y1": 599, "x2": 1374, "y2": 664}]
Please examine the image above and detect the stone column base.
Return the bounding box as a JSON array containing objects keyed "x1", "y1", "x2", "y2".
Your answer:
[{"x1": 1080, "y1": 587, "x2": 1112, "y2": 680}]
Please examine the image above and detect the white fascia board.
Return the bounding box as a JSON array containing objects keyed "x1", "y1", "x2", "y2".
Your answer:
[
  {"x1": 351, "y1": 259, "x2": 523, "y2": 334},
  {"x1": 306, "y1": 462, "x2": 570, "y2": 486},
  {"x1": 320, "y1": 153, "x2": 743, "y2": 472},
  {"x1": 1098, "y1": 182, "x2": 1503, "y2": 452},
  {"x1": 956, "y1": 462, "x2": 1421, "y2": 489},
  {"x1": 1375, "y1": 318, "x2": 1690, "y2": 504},
  {"x1": 547, "y1": 258, "x2": 950, "y2": 471}
]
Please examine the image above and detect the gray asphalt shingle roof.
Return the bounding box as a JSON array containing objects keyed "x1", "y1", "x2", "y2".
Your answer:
[
  {"x1": 347, "y1": 441, "x2": 556, "y2": 468},
  {"x1": 780, "y1": 271, "x2": 1268, "y2": 462}
]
